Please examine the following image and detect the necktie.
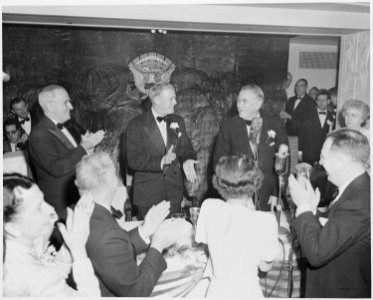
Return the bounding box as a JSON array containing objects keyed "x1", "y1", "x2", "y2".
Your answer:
[
  {"x1": 110, "y1": 206, "x2": 123, "y2": 219},
  {"x1": 318, "y1": 111, "x2": 326, "y2": 115},
  {"x1": 19, "y1": 117, "x2": 30, "y2": 125},
  {"x1": 157, "y1": 116, "x2": 168, "y2": 123},
  {"x1": 245, "y1": 120, "x2": 252, "y2": 126},
  {"x1": 56, "y1": 123, "x2": 65, "y2": 130}
]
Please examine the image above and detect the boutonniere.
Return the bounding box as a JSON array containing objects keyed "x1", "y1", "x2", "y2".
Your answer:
[
  {"x1": 266, "y1": 130, "x2": 276, "y2": 146},
  {"x1": 170, "y1": 122, "x2": 182, "y2": 138},
  {"x1": 267, "y1": 130, "x2": 276, "y2": 139}
]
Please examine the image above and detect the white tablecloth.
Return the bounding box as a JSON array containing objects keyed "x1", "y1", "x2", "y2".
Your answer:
[{"x1": 3, "y1": 151, "x2": 30, "y2": 177}]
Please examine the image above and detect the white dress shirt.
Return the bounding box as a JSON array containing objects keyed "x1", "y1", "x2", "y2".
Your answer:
[
  {"x1": 50, "y1": 118, "x2": 78, "y2": 148},
  {"x1": 317, "y1": 109, "x2": 327, "y2": 127},
  {"x1": 19, "y1": 114, "x2": 32, "y2": 135},
  {"x1": 293, "y1": 95, "x2": 305, "y2": 110},
  {"x1": 152, "y1": 107, "x2": 167, "y2": 146}
]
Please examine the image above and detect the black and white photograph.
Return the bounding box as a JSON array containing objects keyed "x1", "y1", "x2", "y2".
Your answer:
[{"x1": 2, "y1": 1, "x2": 371, "y2": 298}]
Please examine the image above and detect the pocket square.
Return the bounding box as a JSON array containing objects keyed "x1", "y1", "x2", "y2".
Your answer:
[{"x1": 269, "y1": 142, "x2": 275, "y2": 147}]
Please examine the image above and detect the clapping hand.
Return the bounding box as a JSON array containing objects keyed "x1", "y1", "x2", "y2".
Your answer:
[
  {"x1": 151, "y1": 219, "x2": 185, "y2": 253},
  {"x1": 183, "y1": 159, "x2": 199, "y2": 182},
  {"x1": 288, "y1": 174, "x2": 320, "y2": 214},
  {"x1": 81, "y1": 130, "x2": 105, "y2": 152},
  {"x1": 57, "y1": 193, "x2": 94, "y2": 261},
  {"x1": 161, "y1": 145, "x2": 176, "y2": 169},
  {"x1": 140, "y1": 200, "x2": 170, "y2": 240}
]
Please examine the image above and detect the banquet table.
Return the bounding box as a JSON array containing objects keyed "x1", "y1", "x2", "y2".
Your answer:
[
  {"x1": 3, "y1": 150, "x2": 33, "y2": 178},
  {"x1": 119, "y1": 210, "x2": 301, "y2": 298}
]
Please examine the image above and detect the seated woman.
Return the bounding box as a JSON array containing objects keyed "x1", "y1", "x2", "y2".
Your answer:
[
  {"x1": 341, "y1": 99, "x2": 370, "y2": 140},
  {"x1": 195, "y1": 155, "x2": 279, "y2": 298},
  {"x1": 3, "y1": 173, "x2": 100, "y2": 297}
]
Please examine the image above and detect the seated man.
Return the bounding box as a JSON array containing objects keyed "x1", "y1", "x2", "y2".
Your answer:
[
  {"x1": 76, "y1": 152, "x2": 185, "y2": 297},
  {"x1": 3, "y1": 117, "x2": 28, "y2": 153}
]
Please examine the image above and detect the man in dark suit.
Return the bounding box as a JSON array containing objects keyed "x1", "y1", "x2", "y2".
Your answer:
[
  {"x1": 29, "y1": 84, "x2": 104, "y2": 221},
  {"x1": 9, "y1": 97, "x2": 34, "y2": 136},
  {"x1": 126, "y1": 82, "x2": 197, "y2": 219},
  {"x1": 76, "y1": 152, "x2": 184, "y2": 297},
  {"x1": 213, "y1": 84, "x2": 288, "y2": 211},
  {"x1": 289, "y1": 128, "x2": 370, "y2": 298},
  {"x1": 299, "y1": 89, "x2": 335, "y2": 165},
  {"x1": 281, "y1": 78, "x2": 316, "y2": 137}
]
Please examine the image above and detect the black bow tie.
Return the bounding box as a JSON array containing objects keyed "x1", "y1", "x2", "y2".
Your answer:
[
  {"x1": 19, "y1": 117, "x2": 30, "y2": 125},
  {"x1": 245, "y1": 120, "x2": 252, "y2": 126},
  {"x1": 156, "y1": 116, "x2": 169, "y2": 123},
  {"x1": 110, "y1": 206, "x2": 123, "y2": 219},
  {"x1": 56, "y1": 123, "x2": 65, "y2": 130},
  {"x1": 318, "y1": 111, "x2": 326, "y2": 115}
]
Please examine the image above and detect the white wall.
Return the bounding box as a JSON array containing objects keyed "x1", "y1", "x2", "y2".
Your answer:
[{"x1": 286, "y1": 40, "x2": 339, "y2": 98}]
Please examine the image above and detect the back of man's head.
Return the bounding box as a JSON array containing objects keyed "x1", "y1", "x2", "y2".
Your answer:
[
  {"x1": 38, "y1": 84, "x2": 65, "y2": 112},
  {"x1": 327, "y1": 128, "x2": 370, "y2": 166}
]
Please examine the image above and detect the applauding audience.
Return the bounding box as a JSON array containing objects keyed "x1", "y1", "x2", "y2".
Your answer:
[
  {"x1": 76, "y1": 152, "x2": 185, "y2": 297},
  {"x1": 196, "y1": 155, "x2": 279, "y2": 298},
  {"x1": 3, "y1": 173, "x2": 100, "y2": 297}
]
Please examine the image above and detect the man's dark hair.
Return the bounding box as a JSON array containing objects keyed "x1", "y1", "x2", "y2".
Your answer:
[
  {"x1": 4, "y1": 117, "x2": 21, "y2": 131},
  {"x1": 316, "y1": 89, "x2": 331, "y2": 100},
  {"x1": 9, "y1": 97, "x2": 27, "y2": 110},
  {"x1": 328, "y1": 87, "x2": 338, "y2": 97},
  {"x1": 296, "y1": 78, "x2": 308, "y2": 87}
]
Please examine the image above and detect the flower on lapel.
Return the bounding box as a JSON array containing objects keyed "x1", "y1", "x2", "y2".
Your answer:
[
  {"x1": 170, "y1": 122, "x2": 182, "y2": 138},
  {"x1": 267, "y1": 130, "x2": 276, "y2": 139}
]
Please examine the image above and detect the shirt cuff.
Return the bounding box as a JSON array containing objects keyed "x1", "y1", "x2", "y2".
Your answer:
[
  {"x1": 296, "y1": 203, "x2": 314, "y2": 217},
  {"x1": 138, "y1": 225, "x2": 151, "y2": 245}
]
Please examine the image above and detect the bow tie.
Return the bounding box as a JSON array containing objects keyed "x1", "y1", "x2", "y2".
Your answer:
[
  {"x1": 19, "y1": 117, "x2": 30, "y2": 125},
  {"x1": 156, "y1": 116, "x2": 169, "y2": 123},
  {"x1": 245, "y1": 120, "x2": 252, "y2": 126},
  {"x1": 318, "y1": 111, "x2": 327, "y2": 115},
  {"x1": 110, "y1": 206, "x2": 123, "y2": 219},
  {"x1": 56, "y1": 123, "x2": 66, "y2": 130}
]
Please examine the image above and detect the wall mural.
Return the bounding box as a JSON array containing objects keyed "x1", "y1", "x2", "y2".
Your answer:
[{"x1": 3, "y1": 25, "x2": 289, "y2": 199}]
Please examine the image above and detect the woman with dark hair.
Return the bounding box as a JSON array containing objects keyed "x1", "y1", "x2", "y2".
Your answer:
[
  {"x1": 3, "y1": 173, "x2": 100, "y2": 296},
  {"x1": 195, "y1": 155, "x2": 279, "y2": 297}
]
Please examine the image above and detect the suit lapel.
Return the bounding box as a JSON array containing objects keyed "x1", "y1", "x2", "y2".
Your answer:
[
  {"x1": 237, "y1": 117, "x2": 254, "y2": 159},
  {"x1": 48, "y1": 128, "x2": 76, "y2": 150},
  {"x1": 143, "y1": 110, "x2": 166, "y2": 155},
  {"x1": 166, "y1": 117, "x2": 178, "y2": 152},
  {"x1": 42, "y1": 116, "x2": 76, "y2": 150}
]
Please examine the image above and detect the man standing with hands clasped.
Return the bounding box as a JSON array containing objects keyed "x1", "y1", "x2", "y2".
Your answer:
[
  {"x1": 126, "y1": 82, "x2": 198, "y2": 219},
  {"x1": 289, "y1": 128, "x2": 370, "y2": 298}
]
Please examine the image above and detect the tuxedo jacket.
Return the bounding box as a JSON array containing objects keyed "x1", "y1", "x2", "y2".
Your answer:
[
  {"x1": 285, "y1": 94, "x2": 316, "y2": 136},
  {"x1": 86, "y1": 204, "x2": 167, "y2": 297},
  {"x1": 213, "y1": 115, "x2": 288, "y2": 210},
  {"x1": 29, "y1": 116, "x2": 87, "y2": 221},
  {"x1": 293, "y1": 172, "x2": 371, "y2": 298},
  {"x1": 125, "y1": 110, "x2": 196, "y2": 209},
  {"x1": 298, "y1": 107, "x2": 335, "y2": 165}
]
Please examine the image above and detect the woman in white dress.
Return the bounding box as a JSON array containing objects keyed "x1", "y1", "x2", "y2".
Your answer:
[
  {"x1": 3, "y1": 173, "x2": 100, "y2": 297},
  {"x1": 195, "y1": 155, "x2": 279, "y2": 298}
]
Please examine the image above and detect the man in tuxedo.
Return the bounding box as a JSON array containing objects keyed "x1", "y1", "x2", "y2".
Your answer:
[
  {"x1": 299, "y1": 89, "x2": 335, "y2": 165},
  {"x1": 29, "y1": 84, "x2": 104, "y2": 221},
  {"x1": 213, "y1": 84, "x2": 288, "y2": 211},
  {"x1": 76, "y1": 152, "x2": 185, "y2": 297},
  {"x1": 3, "y1": 117, "x2": 28, "y2": 153},
  {"x1": 10, "y1": 97, "x2": 33, "y2": 136},
  {"x1": 126, "y1": 82, "x2": 197, "y2": 219},
  {"x1": 281, "y1": 78, "x2": 316, "y2": 137},
  {"x1": 289, "y1": 128, "x2": 370, "y2": 298}
]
